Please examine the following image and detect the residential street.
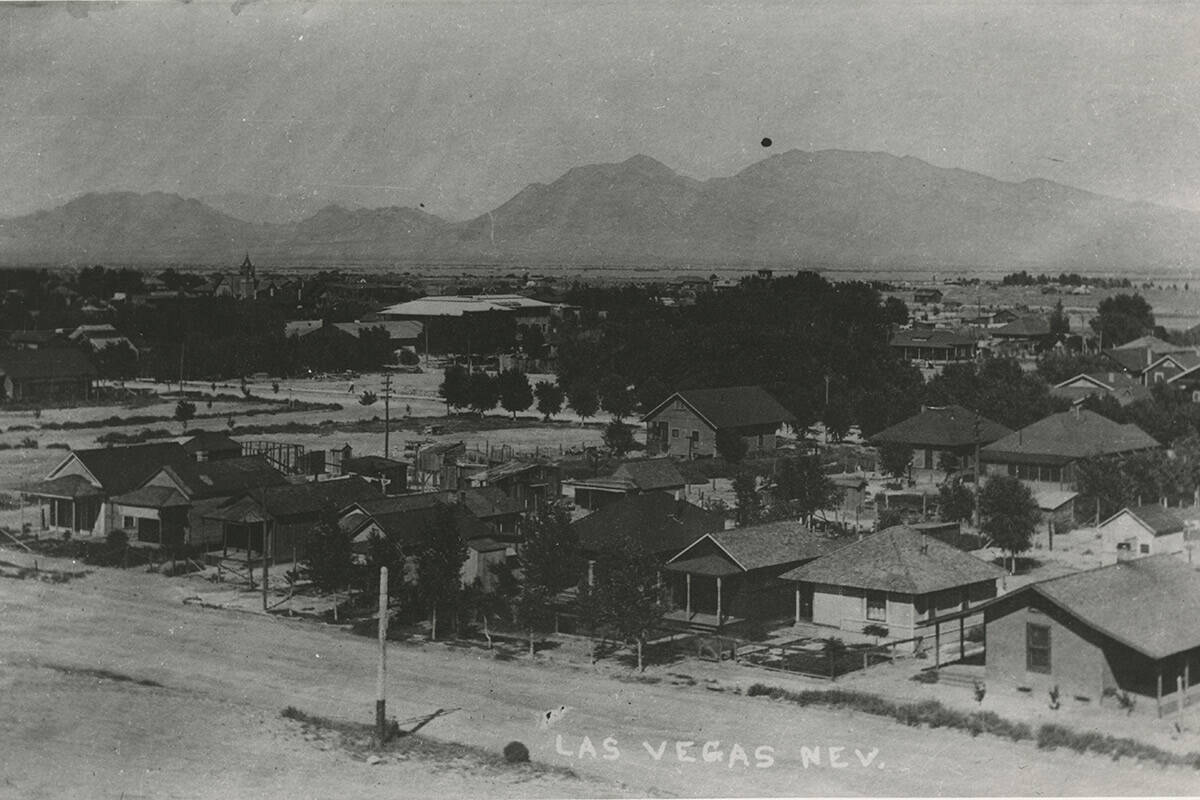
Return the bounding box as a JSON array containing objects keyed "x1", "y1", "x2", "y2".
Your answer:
[{"x1": 2, "y1": 547, "x2": 1196, "y2": 798}]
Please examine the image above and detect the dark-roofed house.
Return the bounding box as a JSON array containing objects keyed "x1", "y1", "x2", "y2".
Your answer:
[
  {"x1": 980, "y1": 407, "x2": 1160, "y2": 490},
  {"x1": 1050, "y1": 372, "x2": 1153, "y2": 407},
  {"x1": 988, "y1": 316, "x2": 1052, "y2": 355},
  {"x1": 1142, "y1": 352, "x2": 1200, "y2": 387},
  {"x1": 574, "y1": 492, "x2": 725, "y2": 565},
  {"x1": 111, "y1": 456, "x2": 289, "y2": 548},
  {"x1": 0, "y1": 348, "x2": 97, "y2": 402},
  {"x1": 182, "y1": 431, "x2": 243, "y2": 462},
  {"x1": 643, "y1": 385, "x2": 795, "y2": 458},
  {"x1": 23, "y1": 443, "x2": 195, "y2": 536},
  {"x1": 983, "y1": 556, "x2": 1200, "y2": 715},
  {"x1": 562, "y1": 458, "x2": 686, "y2": 510},
  {"x1": 663, "y1": 521, "x2": 847, "y2": 629},
  {"x1": 203, "y1": 476, "x2": 379, "y2": 563},
  {"x1": 869, "y1": 405, "x2": 1011, "y2": 473},
  {"x1": 889, "y1": 329, "x2": 978, "y2": 364},
  {"x1": 782, "y1": 526, "x2": 1004, "y2": 641},
  {"x1": 1099, "y1": 505, "x2": 1185, "y2": 563},
  {"x1": 466, "y1": 459, "x2": 561, "y2": 510}
]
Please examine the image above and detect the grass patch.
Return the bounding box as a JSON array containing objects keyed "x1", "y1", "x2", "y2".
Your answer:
[
  {"x1": 745, "y1": 683, "x2": 1200, "y2": 767},
  {"x1": 278, "y1": 706, "x2": 582, "y2": 780}
]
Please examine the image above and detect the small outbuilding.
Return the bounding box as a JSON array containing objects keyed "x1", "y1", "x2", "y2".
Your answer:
[{"x1": 1098, "y1": 505, "x2": 1185, "y2": 563}]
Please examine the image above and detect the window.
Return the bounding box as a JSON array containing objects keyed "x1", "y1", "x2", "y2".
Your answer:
[
  {"x1": 690, "y1": 430, "x2": 699, "y2": 443},
  {"x1": 1155, "y1": 372, "x2": 1165, "y2": 383},
  {"x1": 123, "y1": 516, "x2": 134, "y2": 530},
  {"x1": 866, "y1": 591, "x2": 887, "y2": 621},
  {"x1": 1140, "y1": 543, "x2": 1150, "y2": 554},
  {"x1": 671, "y1": 428, "x2": 679, "y2": 439},
  {"x1": 1193, "y1": 391, "x2": 1200, "y2": 403},
  {"x1": 1027, "y1": 623, "x2": 1051, "y2": 673}
]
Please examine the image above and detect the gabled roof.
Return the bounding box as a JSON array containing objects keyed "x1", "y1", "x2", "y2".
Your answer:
[
  {"x1": 669, "y1": 520, "x2": 846, "y2": 574},
  {"x1": 332, "y1": 320, "x2": 423, "y2": 340},
  {"x1": 997, "y1": 556, "x2": 1200, "y2": 660},
  {"x1": 0, "y1": 348, "x2": 97, "y2": 379},
  {"x1": 1112, "y1": 335, "x2": 1182, "y2": 353},
  {"x1": 981, "y1": 409, "x2": 1158, "y2": 465},
  {"x1": 1050, "y1": 372, "x2": 1152, "y2": 407},
  {"x1": 454, "y1": 486, "x2": 524, "y2": 519},
  {"x1": 781, "y1": 526, "x2": 1004, "y2": 593},
  {"x1": 642, "y1": 385, "x2": 795, "y2": 430},
  {"x1": 572, "y1": 492, "x2": 725, "y2": 558},
  {"x1": 610, "y1": 458, "x2": 685, "y2": 491},
  {"x1": 22, "y1": 473, "x2": 105, "y2": 499},
  {"x1": 52, "y1": 443, "x2": 193, "y2": 495},
  {"x1": 111, "y1": 485, "x2": 190, "y2": 509},
  {"x1": 992, "y1": 316, "x2": 1050, "y2": 338},
  {"x1": 889, "y1": 329, "x2": 977, "y2": 349},
  {"x1": 161, "y1": 456, "x2": 289, "y2": 499},
  {"x1": 869, "y1": 405, "x2": 1011, "y2": 449},
  {"x1": 1100, "y1": 348, "x2": 1150, "y2": 375},
  {"x1": 210, "y1": 476, "x2": 378, "y2": 521},
  {"x1": 1099, "y1": 505, "x2": 1184, "y2": 537},
  {"x1": 469, "y1": 459, "x2": 555, "y2": 484},
  {"x1": 1144, "y1": 351, "x2": 1200, "y2": 373},
  {"x1": 339, "y1": 494, "x2": 492, "y2": 546},
  {"x1": 182, "y1": 430, "x2": 242, "y2": 456},
  {"x1": 284, "y1": 320, "x2": 324, "y2": 338}
]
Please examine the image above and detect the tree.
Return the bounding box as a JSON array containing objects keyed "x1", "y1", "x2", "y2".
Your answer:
[
  {"x1": 439, "y1": 364, "x2": 471, "y2": 413},
  {"x1": 771, "y1": 456, "x2": 844, "y2": 524},
  {"x1": 584, "y1": 536, "x2": 667, "y2": 671},
  {"x1": 715, "y1": 428, "x2": 748, "y2": 464},
  {"x1": 414, "y1": 505, "x2": 469, "y2": 640},
  {"x1": 938, "y1": 480, "x2": 975, "y2": 523},
  {"x1": 498, "y1": 369, "x2": 534, "y2": 419},
  {"x1": 534, "y1": 380, "x2": 565, "y2": 421},
  {"x1": 879, "y1": 442, "x2": 913, "y2": 482},
  {"x1": 937, "y1": 450, "x2": 959, "y2": 478},
  {"x1": 467, "y1": 371, "x2": 500, "y2": 416},
  {"x1": 732, "y1": 470, "x2": 761, "y2": 525},
  {"x1": 358, "y1": 390, "x2": 378, "y2": 406},
  {"x1": 823, "y1": 398, "x2": 851, "y2": 443},
  {"x1": 304, "y1": 508, "x2": 357, "y2": 595},
  {"x1": 598, "y1": 374, "x2": 636, "y2": 420},
  {"x1": 1090, "y1": 294, "x2": 1155, "y2": 347},
  {"x1": 602, "y1": 419, "x2": 637, "y2": 458},
  {"x1": 1049, "y1": 300, "x2": 1070, "y2": 336},
  {"x1": 882, "y1": 296, "x2": 909, "y2": 328},
  {"x1": 979, "y1": 476, "x2": 1039, "y2": 574},
  {"x1": 512, "y1": 502, "x2": 581, "y2": 656},
  {"x1": 174, "y1": 399, "x2": 196, "y2": 432},
  {"x1": 566, "y1": 377, "x2": 600, "y2": 423},
  {"x1": 635, "y1": 377, "x2": 671, "y2": 414}
]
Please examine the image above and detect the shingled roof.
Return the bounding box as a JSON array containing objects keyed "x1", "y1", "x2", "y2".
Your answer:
[
  {"x1": 870, "y1": 405, "x2": 1011, "y2": 449},
  {"x1": 50, "y1": 443, "x2": 193, "y2": 495},
  {"x1": 981, "y1": 408, "x2": 1159, "y2": 465},
  {"x1": 999, "y1": 556, "x2": 1200, "y2": 660},
  {"x1": 643, "y1": 385, "x2": 795, "y2": 431},
  {"x1": 573, "y1": 492, "x2": 726, "y2": 558},
  {"x1": 889, "y1": 329, "x2": 977, "y2": 349},
  {"x1": 668, "y1": 520, "x2": 847, "y2": 575},
  {"x1": 182, "y1": 431, "x2": 242, "y2": 457},
  {"x1": 1100, "y1": 505, "x2": 1184, "y2": 537},
  {"x1": 610, "y1": 459, "x2": 685, "y2": 491},
  {"x1": 781, "y1": 525, "x2": 1004, "y2": 593},
  {"x1": 161, "y1": 455, "x2": 289, "y2": 499}
]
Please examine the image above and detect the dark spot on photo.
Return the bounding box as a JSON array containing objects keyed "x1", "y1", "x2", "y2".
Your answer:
[{"x1": 761, "y1": 137, "x2": 773, "y2": 148}]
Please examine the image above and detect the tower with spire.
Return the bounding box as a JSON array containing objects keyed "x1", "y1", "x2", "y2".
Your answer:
[{"x1": 237, "y1": 253, "x2": 258, "y2": 300}]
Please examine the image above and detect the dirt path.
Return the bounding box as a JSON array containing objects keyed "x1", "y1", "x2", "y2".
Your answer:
[{"x1": 1, "y1": 550, "x2": 1197, "y2": 798}]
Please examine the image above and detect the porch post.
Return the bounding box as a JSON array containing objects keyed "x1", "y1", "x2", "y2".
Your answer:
[
  {"x1": 716, "y1": 576, "x2": 723, "y2": 624},
  {"x1": 795, "y1": 588, "x2": 800, "y2": 625},
  {"x1": 685, "y1": 573, "x2": 691, "y2": 617},
  {"x1": 1156, "y1": 666, "x2": 1163, "y2": 718},
  {"x1": 1186, "y1": 658, "x2": 1192, "y2": 711},
  {"x1": 70, "y1": 500, "x2": 76, "y2": 534},
  {"x1": 959, "y1": 616, "x2": 966, "y2": 661},
  {"x1": 934, "y1": 619, "x2": 941, "y2": 668}
]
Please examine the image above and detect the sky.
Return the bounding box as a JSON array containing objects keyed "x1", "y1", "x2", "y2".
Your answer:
[{"x1": 2, "y1": 0, "x2": 1200, "y2": 221}]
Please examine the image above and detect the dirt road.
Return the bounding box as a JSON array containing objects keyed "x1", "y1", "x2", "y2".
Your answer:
[{"x1": 1, "y1": 549, "x2": 1196, "y2": 798}]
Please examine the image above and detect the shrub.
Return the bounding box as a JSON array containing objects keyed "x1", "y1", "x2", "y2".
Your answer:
[{"x1": 503, "y1": 741, "x2": 530, "y2": 763}]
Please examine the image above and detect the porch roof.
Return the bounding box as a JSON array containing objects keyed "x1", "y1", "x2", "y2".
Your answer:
[
  {"x1": 22, "y1": 474, "x2": 104, "y2": 500},
  {"x1": 111, "y1": 486, "x2": 190, "y2": 509},
  {"x1": 202, "y1": 497, "x2": 270, "y2": 524}
]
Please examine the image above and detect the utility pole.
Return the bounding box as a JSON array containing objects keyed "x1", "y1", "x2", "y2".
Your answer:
[
  {"x1": 973, "y1": 410, "x2": 982, "y2": 529},
  {"x1": 261, "y1": 524, "x2": 270, "y2": 611},
  {"x1": 376, "y1": 566, "x2": 389, "y2": 743},
  {"x1": 382, "y1": 373, "x2": 393, "y2": 460}
]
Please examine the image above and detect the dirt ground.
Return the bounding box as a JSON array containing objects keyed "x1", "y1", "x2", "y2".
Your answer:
[{"x1": 2, "y1": 547, "x2": 1198, "y2": 798}]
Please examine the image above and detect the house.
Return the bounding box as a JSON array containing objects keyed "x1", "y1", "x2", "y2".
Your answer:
[
  {"x1": 23, "y1": 443, "x2": 196, "y2": 536},
  {"x1": 643, "y1": 385, "x2": 795, "y2": 458},
  {"x1": 68, "y1": 324, "x2": 137, "y2": 354},
  {"x1": 284, "y1": 320, "x2": 324, "y2": 338},
  {"x1": 332, "y1": 320, "x2": 424, "y2": 352},
  {"x1": 1168, "y1": 363, "x2": 1200, "y2": 402},
  {"x1": 913, "y1": 289, "x2": 944, "y2": 305},
  {"x1": 979, "y1": 407, "x2": 1159, "y2": 490},
  {"x1": 782, "y1": 526, "x2": 1004, "y2": 641},
  {"x1": 1141, "y1": 352, "x2": 1200, "y2": 387},
  {"x1": 983, "y1": 556, "x2": 1200, "y2": 716},
  {"x1": 1034, "y1": 489, "x2": 1079, "y2": 538},
  {"x1": 1098, "y1": 505, "x2": 1186, "y2": 563},
  {"x1": 562, "y1": 457, "x2": 686, "y2": 510},
  {"x1": 989, "y1": 316, "x2": 1052, "y2": 354},
  {"x1": 1050, "y1": 372, "x2": 1153, "y2": 407},
  {"x1": 869, "y1": 405, "x2": 1011, "y2": 473},
  {"x1": 889, "y1": 329, "x2": 978, "y2": 364},
  {"x1": 466, "y1": 459, "x2": 561, "y2": 510},
  {"x1": 110, "y1": 455, "x2": 288, "y2": 549},
  {"x1": 338, "y1": 455, "x2": 408, "y2": 494},
  {"x1": 411, "y1": 441, "x2": 466, "y2": 489},
  {"x1": 0, "y1": 348, "x2": 97, "y2": 402},
  {"x1": 573, "y1": 492, "x2": 726, "y2": 570},
  {"x1": 376, "y1": 294, "x2": 554, "y2": 353},
  {"x1": 1101, "y1": 336, "x2": 1193, "y2": 377},
  {"x1": 664, "y1": 520, "x2": 847, "y2": 628},
  {"x1": 338, "y1": 493, "x2": 505, "y2": 589},
  {"x1": 202, "y1": 476, "x2": 380, "y2": 563},
  {"x1": 182, "y1": 430, "x2": 244, "y2": 462}
]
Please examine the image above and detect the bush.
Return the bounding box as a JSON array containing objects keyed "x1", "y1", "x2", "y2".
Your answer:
[{"x1": 503, "y1": 741, "x2": 530, "y2": 763}]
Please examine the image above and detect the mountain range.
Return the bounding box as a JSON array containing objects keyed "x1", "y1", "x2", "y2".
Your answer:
[{"x1": 3, "y1": 150, "x2": 1199, "y2": 273}]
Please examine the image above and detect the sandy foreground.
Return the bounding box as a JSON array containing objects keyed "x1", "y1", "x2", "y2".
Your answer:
[{"x1": 1, "y1": 548, "x2": 1198, "y2": 799}]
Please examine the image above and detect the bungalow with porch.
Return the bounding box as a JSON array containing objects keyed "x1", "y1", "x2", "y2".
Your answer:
[
  {"x1": 889, "y1": 329, "x2": 978, "y2": 365},
  {"x1": 562, "y1": 458, "x2": 686, "y2": 511},
  {"x1": 979, "y1": 407, "x2": 1159, "y2": 492},
  {"x1": 988, "y1": 316, "x2": 1053, "y2": 356},
  {"x1": 643, "y1": 385, "x2": 795, "y2": 458},
  {"x1": 869, "y1": 405, "x2": 1011, "y2": 474},
  {"x1": 1098, "y1": 505, "x2": 1185, "y2": 564},
  {"x1": 663, "y1": 521, "x2": 847, "y2": 630},
  {"x1": 781, "y1": 526, "x2": 1004, "y2": 643},
  {"x1": 110, "y1": 455, "x2": 288, "y2": 549},
  {"x1": 202, "y1": 476, "x2": 379, "y2": 563},
  {"x1": 23, "y1": 442, "x2": 196, "y2": 537},
  {"x1": 983, "y1": 555, "x2": 1200, "y2": 716},
  {"x1": 574, "y1": 492, "x2": 726, "y2": 570}
]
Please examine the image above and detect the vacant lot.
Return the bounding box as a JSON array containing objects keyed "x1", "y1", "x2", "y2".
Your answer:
[{"x1": 1, "y1": 548, "x2": 1197, "y2": 798}]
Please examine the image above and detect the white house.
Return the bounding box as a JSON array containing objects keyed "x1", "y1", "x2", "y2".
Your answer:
[{"x1": 1098, "y1": 505, "x2": 1185, "y2": 564}]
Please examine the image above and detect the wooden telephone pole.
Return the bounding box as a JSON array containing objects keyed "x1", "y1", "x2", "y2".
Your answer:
[
  {"x1": 376, "y1": 566, "x2": 389, "y2": 743},
  {"x1": 382, "y1": 374, "x2": 393, "y2": 460}
]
